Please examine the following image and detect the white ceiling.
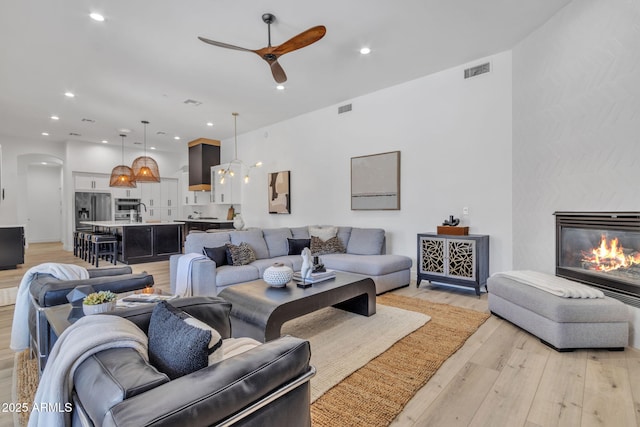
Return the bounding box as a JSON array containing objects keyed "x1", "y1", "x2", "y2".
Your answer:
[{"x1": 0, "y1": 0, "x2": 571, "y2": 153}]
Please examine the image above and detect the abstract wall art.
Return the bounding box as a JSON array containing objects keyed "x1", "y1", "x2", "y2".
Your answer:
[{"x1": 268, "y1": 170, "x2": 290, "y2": 214}]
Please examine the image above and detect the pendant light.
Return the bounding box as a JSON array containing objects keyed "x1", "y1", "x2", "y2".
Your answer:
[
  {"x1": 109, "y1": 134, "x2": 137, "y2": 188},
  {"x1": 131, "y1": 120, "x2": 160, "y2": 182},
  {"x1": 218, "y1": 112, "x2": 262, "y2": 184}
]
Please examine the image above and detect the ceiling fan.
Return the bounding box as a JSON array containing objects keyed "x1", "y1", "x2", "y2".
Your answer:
[{"x1": 198, "y1": 13, "x2": 326, "y2": 84}]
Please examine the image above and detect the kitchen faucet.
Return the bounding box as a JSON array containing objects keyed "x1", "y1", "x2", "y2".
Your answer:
[
  {"x1": 134, "y1": 202, "x2": 147, "y2": 223},
  {"x1": 135, "y1": 202, "x2": 147, "y2": 212}
]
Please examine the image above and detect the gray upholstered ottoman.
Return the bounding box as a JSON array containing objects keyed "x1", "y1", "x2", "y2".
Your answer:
[{"x1": 487, "y1": 274, "x2": 629, "y2": 351}]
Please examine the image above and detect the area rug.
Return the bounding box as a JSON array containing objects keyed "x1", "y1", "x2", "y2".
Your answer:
[
  {"x1": 310, "y1": 294, "x2": 490, "y2": 427},
  {"x1": 13, "y1": 302, "x2": 428, "y2": 425}
]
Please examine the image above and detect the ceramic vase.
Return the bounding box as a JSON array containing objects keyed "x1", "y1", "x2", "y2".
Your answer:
[
  {"x1": 233, "y1": 214, "x2": 244, "y2": 230},
  {"x1": 263, "y1": 263, "x2": 293, "y2": 287}
]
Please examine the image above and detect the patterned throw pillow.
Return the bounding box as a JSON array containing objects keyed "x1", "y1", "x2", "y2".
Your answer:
[
  {"x1": 225, "y1": 242, "x2": 257, "y2": 266},
  {"x1": 310, "y1": 235, "x2": 346, "y2": 255}
]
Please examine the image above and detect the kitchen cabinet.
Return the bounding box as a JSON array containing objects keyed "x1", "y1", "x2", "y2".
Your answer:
[
  {"x1": 74, "y1": 173, "x2": 110, "y2": 191},
  {"x1": 181, "y1": 172, "x2": 210, "y2": 205},
  {"x1": 111, "y1": 187, "x2": 141, "y2": 199},
  {"x1": 140, "y1": 178, "x2": 179, "y2": 221},
  {"x1": 114, "y1": 223, "x2": 183, "y2": 264},
  {"x1": 0, "y1": 226, "x2": 24, "y2": 269},
  {"x1": 162, "y1": 179, "x2": 179, "y2": 208},
  {"x1": 417, "y1": 233, "x2": 489, "y2": 296},
  {"x1": 211, "y1": 165, "x2": 241, "y2": 204}
]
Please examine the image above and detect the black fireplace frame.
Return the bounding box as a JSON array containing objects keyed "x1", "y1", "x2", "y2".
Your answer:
[{"x1": 555, "y1": 211, "x2": 640, "y2": 308}]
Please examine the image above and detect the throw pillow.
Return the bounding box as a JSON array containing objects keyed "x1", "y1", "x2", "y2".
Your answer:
[
  {"x1": 308, "y1": 226, "x2": 338, "y2": 242},
  {"x1": 225, "y1": 242, "x2": 257, "y2": 266},
  {"x1": 310, "y1": 235, "x2": 346, "y2": 255},
  {"x1": 202, "y1": 246, "x2": 228, "y2": 267},
  {"x1": 288, "y1": 238, "x2": 311, "y2": 255},
  {"x1": 148, "y1": 302, "x2": 223, "y2": 379}
]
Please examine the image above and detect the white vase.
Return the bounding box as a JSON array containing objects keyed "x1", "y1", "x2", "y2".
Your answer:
[
  {"x1": 83, "y1": 300, "x2": 117, "y2": 316},
  {"x1": 263, "y1": 263, "x2": 293, "y2": 287},
  {"x1": 233, "y1": 215, "x2": 244, "y2": 230}
]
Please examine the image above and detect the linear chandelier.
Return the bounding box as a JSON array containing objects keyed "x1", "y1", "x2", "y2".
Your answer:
[
  {"x1": 109, "y1": 134, "x2": 137, "y2": 188},
  {"x1": 218, "y1": 112, "x2": 262, "y2": 184},
  {"x1": 131, "y1": 120, "x2": 161, "y2": 182}
]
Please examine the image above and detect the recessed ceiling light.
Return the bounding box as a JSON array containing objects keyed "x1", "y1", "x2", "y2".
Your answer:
[
  {"x1": 41, "y1": 162, "x2": 47, "y2": 165},
  {"x1": 276, "y1": 85, "x2": 285, "y2": 91},
  {"x1": 89, "y1": 12, "x2": 105, "y2": 22},
  {"x1": 118, "y1": 128, "x2": 131, "y2": 133},
  {"x1": 150, "y1": 147, "x2": 156, "y2": 150},
  {"x1": 50, "y1": 115, "x2": 59, "y2": 120},
  {"x1": 64, "y1": 92, "x2": 75, "y2": 98},
  {"x1": 174, "y1": 136, "x2": 180, "y2": 140},
  {"x1": 360, "y1": 47, "x2": 371, "y2": 55},
  {"x1": 206, "y1": 122, "x2": 214, "y2": 127},
  {"x1": 41, "y1": 132, "x2": 49, "y2": 136},
  {"x1": 101, "y1": 140, "x2": 108, "y2": 144}
]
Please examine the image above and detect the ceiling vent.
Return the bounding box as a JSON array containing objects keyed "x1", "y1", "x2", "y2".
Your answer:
[
  {"x1": 183, "y1": 99, "x2": 203, "y2": 106},
  {"x1": 338, "y1": 103, "x2": 352, "y2": 114},
  {"x1": 81, "y1": 118, "x2": 95, "y2": 123},
  {"x1": 464, "y1": 62, "x2": 491, "y2": 79},
  {"x1": 69, "y1": 132, "x2": 81, "y2": 136}
]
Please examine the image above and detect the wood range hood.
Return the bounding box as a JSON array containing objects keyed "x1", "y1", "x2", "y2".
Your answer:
[{"x1": 188, "y1": 138, "x2": 220, "y2": 191}]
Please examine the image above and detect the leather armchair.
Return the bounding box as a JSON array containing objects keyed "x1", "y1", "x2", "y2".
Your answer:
[
  {"x1": 71, "y1": 297, "x2": 314, "y2": 427},
  {"x1": 28, "y1": 266, "x2": 154, "y2": 372}
]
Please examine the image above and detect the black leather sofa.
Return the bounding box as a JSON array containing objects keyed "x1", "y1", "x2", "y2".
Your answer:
[
  {"x1": 28, "y1": 266, "x2": 154, "y2": 371},
  {"x1": 70, "y1": 297, "x2": 314, "y2": 427}
]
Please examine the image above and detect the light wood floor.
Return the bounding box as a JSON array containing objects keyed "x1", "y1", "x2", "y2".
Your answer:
[{"x1": 1, "y1": 243, "x2": 639, "y2": 427}]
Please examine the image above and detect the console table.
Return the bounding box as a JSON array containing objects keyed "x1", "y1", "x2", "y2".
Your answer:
[{"x1": 417, "y1": 233, "x2": 489, "y2": 296}]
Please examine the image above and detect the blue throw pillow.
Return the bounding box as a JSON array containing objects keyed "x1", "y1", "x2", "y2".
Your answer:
[
  {"x1": 203, "y1": 245, "x2": 228, "y2": 267},
  {"x1": 148, "y1": 301, "x2": 222, "y2": 379},
  {"x1": 288, "y1": 238, "x2": 311, "y2": 255}
]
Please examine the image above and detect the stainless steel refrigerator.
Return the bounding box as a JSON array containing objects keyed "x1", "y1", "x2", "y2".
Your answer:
[{"x1": 75, "y1": 192, "x2": 112, "y2": 230}]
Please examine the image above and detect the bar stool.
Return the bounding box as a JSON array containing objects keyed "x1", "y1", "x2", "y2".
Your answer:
[
  {"x1": 90, "y1": 234, "x2": 118, "y2": 267},
  {"x1": 73, "y1": 231, "x2": 81, "y2": 257}
]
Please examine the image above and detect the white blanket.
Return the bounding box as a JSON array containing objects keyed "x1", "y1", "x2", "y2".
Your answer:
[
  {"x1": 11, "y1": 263, "x2": 89, "y2": 351},
  {"x1": 175, "y1": 253, "x2": 207, "y2": 297},
  {"x1": 28, "y1": 314, "x2": 148, "y2": 427},
  {"x1": 491, "y1": 270, "x2": 605, "y2": 298}
]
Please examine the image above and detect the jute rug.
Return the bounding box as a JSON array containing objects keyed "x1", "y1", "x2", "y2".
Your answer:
[
  {"x1": 13, "y1": 302, "x2": 429, "y2": 426},
  {"x1": 311, "y1": 294, "x2": 490, "y2": 426}
]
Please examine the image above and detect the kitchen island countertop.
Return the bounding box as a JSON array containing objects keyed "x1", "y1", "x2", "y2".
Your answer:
[{"x1": 80, "y1": 221, "x2": 185, "y2": 227}]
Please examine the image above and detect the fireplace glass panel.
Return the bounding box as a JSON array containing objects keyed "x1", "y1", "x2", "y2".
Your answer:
[{"x1": 559, "y1": 227, "x2": 640, "y2": 286}]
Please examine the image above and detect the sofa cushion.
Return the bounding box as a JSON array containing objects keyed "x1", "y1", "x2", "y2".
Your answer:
[
  {"x1": 291, "y1": 226, "x2": 310, "y2": 239},
  {"x1": 148, "y1": 302, "x2": 217, "y2": 379},
  {"x1": 230, "y1": 230, "x2": 270, "y2": 259},
  {"x1": 347, "y1": 228, "x2": 385, "y2": 255},
  {"x1": 74, "y1": 347, "x2": 169, "y2": 426},
  {"x1": 250, "y1": 258, "x2": 294, "y2": 277},
  {"x1": 225, "y1": 242, "x2": 257, "y2": 266},
  {"x1": 322, "y1": 254, "x2": 412, "y2": 276},
  {"x1": 185, "y1": 232, "x2": 231, "y2": 255},
  {"x1": 203, "y1": 246, "x2": 228, "y2": 267},
  {"x1": 288, "y1": 238, "x2": 311, "y2": 255},
  {"x1": 310, "y1": 235, "x2": 346, "y2": 255},
  {"x1": 336, "y1": 226, "x2": 352, "y2": 248},
  {"x1": 309, "y1": 225, "x2": 338, "y2": 241},
  {"x1": 215, "y1": 265, "x2": 260, "y2": 287},
  {"x1": 263, "y1": 228, "x2": 293, "y2": 258}
]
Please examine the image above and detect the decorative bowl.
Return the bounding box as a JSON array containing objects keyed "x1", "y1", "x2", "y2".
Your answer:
[
  {"x1": 82, "y1": 300, "x2": 117, "y2": 316},
  {"x1": 263, "y1": 263, "x2": 293, "y2": 287}
]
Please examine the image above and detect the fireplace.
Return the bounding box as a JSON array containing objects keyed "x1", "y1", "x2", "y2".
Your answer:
[{"x1": 555, "y1": 211, "x2": 640, "y2": 308}]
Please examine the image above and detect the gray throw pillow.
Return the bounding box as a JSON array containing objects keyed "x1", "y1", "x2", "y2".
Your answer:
[{"x1": 148, "y1": 302, "x2": 222, "y2": 379}]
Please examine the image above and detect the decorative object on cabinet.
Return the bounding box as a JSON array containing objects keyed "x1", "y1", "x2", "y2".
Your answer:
[
  {"x1": 233, "y1": 214, "x2": 244, "y2": 230},
  {"x1": 227, "y1": 205, "x2": 235, "y2": 220},
  {"x1": 110, "y1": 134, "x2": 137, "y2": 188},
  {"x1": 268, "y1": 170, "x2": 290, "y2": 214},
  {"x1": 417, "y1": 233, "x2": 489, "y2": 296},
  {"x1": 132, "y1": 120, "x2": 160, "y2": 182},
  {"x1": 351, "y1": 151, "x2": 400, "y2": 210},
  {"x1": 216, "y1": 113, "x2": 262, "y2": 185},
  {"x1": 442, "y1": 215, "x2": 460, "y2": 226},
  {"x1": 188, "y1": 138, "x2": 220, "y2": 191}
]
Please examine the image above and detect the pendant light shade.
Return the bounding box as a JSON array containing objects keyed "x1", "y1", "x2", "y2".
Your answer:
[
  {"x1": 132, "y1": 120, "x2": 160, "y2": 182},
  {"x1": 110, "y1": 134, "x2": 137, "y2": 188},
  {"x1": 218, "y1": 112, "x2": 261, "y2": 184}
]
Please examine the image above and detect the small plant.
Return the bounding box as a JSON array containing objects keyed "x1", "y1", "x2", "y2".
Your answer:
[{"x1": 83, "y1": 291, "x2": 117, "y2": 305}]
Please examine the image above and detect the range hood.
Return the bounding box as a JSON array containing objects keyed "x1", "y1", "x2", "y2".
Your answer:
[{"x1": 188, "y1": 138, "x2": 220, "y2": 191}]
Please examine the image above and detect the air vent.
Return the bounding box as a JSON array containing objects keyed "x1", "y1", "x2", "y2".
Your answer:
[
  {"x1": 464, "y1": 62, "x2": 491, "y2": 79},
  {"x1": 81, "y1": 118, "x2": 95, "y2": 123},
  {"x1": 69, "y1": 132, "x2": 81, "y2": 136},
  {"x1": 156, "y1": 131, "x2": 166, "y2": 135},
  {"x1": 183, "y1": 99, "x2": 203, "y2": 106},
  {"x1": 338, "y1": 103, "x2": 352, "y2": 114}
]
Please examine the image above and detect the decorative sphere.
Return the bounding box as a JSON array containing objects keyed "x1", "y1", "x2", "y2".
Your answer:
[{"x1": 263, "y1": 263, "x2": 293, "y2": 287}]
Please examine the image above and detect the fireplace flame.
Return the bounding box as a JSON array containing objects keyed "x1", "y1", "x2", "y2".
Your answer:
[{"x1": 581, "y1": 235, "x2": 640, "y2": 272}]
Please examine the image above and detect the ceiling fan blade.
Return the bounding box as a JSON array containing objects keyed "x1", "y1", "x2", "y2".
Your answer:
[
  {"x1": 269, "y1": 60, "x2": 287, "y2": 83},
  {"x1": 198, "y1": 36, "x2": 255, "y2": 53},
  {"x1": 272, "y1": 26, "x2": 326, "y2": 56}
]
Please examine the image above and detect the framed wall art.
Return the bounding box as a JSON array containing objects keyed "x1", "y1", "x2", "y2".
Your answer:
[
  {"x1": 268, "y1": 170, "x2": 291, "y2": 214},
  {"x1": 351, "y1": 150, "x2": 400, "y2": 210}
]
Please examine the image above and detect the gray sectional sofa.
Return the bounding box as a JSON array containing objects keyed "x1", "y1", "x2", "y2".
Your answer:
[{"x1": 170, "y1": 226, "x2": 412, "y2": 295}]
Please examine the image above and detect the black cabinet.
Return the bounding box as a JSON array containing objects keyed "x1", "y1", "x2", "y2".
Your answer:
[
  {"x1": 0, "y1": 226, "x2": 25, "y2": 270},
  {"x1": 417, "y1": 233, "x2": 489, "y2": 296},
  {"x1": 119, "y1": 224, "x2": 182, "y2": 264}
]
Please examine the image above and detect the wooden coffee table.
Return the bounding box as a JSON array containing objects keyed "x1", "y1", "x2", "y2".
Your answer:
[{"x1": 218, "y1": 271, "x2": 376, "y2": 342}]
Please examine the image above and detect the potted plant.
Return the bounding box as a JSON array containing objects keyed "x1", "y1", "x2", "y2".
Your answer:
[{"x1": 82, "y1": 290, "x2": 117, "y2": 315}]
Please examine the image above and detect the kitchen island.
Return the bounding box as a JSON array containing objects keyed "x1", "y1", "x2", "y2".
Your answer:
[
  {"x1": 80, "y1": 221, "x2": 184, "y2": 264},
  {"x1": 175, "y1": 218, "x2": 234, "y2": 233}
]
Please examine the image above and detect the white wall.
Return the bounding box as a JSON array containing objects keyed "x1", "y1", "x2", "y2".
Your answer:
[
  {"x1": 512, "y1": 0, "x2": 640, "y2": 345},
  {"x1": 223, "y1": 51, "x2": 513, "y2": 276}
]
